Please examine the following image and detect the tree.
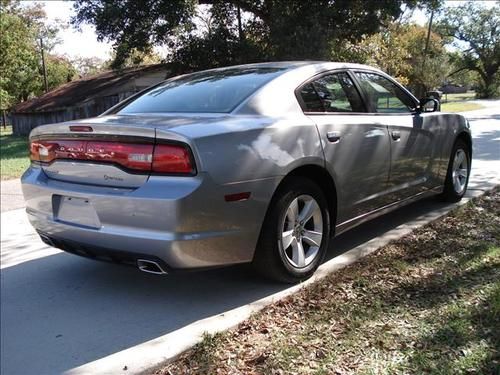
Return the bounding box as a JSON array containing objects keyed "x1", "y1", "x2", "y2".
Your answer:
[
  {"x1": 72, "y1": 0, "x2": 439, "y2": 71},
  {"x1": 0, "y1": 3, "x2": 40, "y2": 107},
  {"x1": 0, "y1": 1, "x2": 77, "y2": 109},
  {"x1": 352, "y1": 22, "x2": 449, "y2": 96},
  {"x1": 71, "y1": 56, "x2": 106, "y2": 77},
  {"x1": 437, "y1": 2, "x2": 500, "y2": 98},
  {"x1": 46, "y1": 55, "x2": 77, "y2": 87}
]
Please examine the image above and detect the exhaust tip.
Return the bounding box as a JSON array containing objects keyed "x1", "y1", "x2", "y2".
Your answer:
[
  {"x1": 137, "y1": 259, "x2": 167, "y2": 275},
  {"x1": 39, "y1": 234, "x2": 55, "y2": 247}
]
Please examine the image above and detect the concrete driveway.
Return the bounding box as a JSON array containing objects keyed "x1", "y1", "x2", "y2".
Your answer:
[{"x1": 1, "y1": 103, "x2": 499, "y2": 375}]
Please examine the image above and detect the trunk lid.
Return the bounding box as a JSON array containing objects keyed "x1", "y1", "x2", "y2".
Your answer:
[{"x1": 30, "y1": 121, "x2": 157, "y2": 188}]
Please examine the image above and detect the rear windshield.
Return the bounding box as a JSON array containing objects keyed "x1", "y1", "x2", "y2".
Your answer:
[{"x1": 116, "y1": 67, "x2": 286, "y2": 114}]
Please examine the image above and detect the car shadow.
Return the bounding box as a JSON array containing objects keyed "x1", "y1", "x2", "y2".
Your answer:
[{"x1": 0, "y1": 191, "x2": 469, "y2": 375}]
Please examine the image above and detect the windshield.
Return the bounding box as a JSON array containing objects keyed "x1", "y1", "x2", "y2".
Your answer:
[{"x1": 116, "y1": 67, "x2": 286, "y2": 114}]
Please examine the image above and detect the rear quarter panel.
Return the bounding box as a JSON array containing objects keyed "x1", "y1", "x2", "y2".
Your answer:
[
  {"x1": 427, "y1": 112, "x2": 470, "y2": 183},
  {"x1": 167, "y1": 115, "x2": 325, "y2": 185}
]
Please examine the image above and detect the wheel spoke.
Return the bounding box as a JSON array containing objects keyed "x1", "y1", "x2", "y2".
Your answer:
[
  {"x1": 291, "y1": 237, "x2": 306, "y2": 267},
  {"x1": 287, "y1": 198, "x2": 299, "y2": 222},
  {"x1": 298, "y1": 198, "x2": 319, "y2": 224},
  {"x1": 282, "y1": 229, "x2": 294, "y2": 249},
  {"x1": 302, "y1": 230, "x2": 322, "y2": 247},
  {"x1": 453, "y1": 151, "x2": 463, "y2": 169},
  {"x1": 458, "y1": 168, "x2": 468, "y2": 178},
  {"x1": 453, "y1": 176, "x2": 462, "y2": 192}
]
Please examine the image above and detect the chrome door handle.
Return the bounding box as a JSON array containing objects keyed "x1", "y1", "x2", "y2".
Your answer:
[
  {"x1": 327, "y1": 131, "x2": 341, "y2": 143},
  {"x1": 391, "y1": 131, "x2": 401, "y2": 141}
]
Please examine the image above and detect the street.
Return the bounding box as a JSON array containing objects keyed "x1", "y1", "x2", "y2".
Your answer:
[{"x1": 1, "y1": 103, "x2": 499, "y2": 375}]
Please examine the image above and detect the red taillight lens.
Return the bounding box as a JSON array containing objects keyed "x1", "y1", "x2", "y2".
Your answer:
[
  {"x1": 86, "y1": 141, "x2": 153, "y2": 171},
  {"x1": 152, "y1": 144, "x2": 195, "y2": 174},
  {"x1": 30, "y1": 139, "x2": 195, "y2": 175}
]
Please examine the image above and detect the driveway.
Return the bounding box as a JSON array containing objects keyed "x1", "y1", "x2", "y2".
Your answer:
[{"x1": 1, "y1": 103, "x2": 499, "y2": 375}]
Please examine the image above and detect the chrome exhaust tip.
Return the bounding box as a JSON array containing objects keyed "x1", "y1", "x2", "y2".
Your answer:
[
  {"x1": 39, "y1": 234, "x2": 55, "y2": 247},
  {"x1": 137, "y1": 259, "x2": 167, "y2": 275}
]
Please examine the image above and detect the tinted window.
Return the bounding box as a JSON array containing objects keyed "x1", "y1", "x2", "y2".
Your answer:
[
  {"x1": 299, "y1": 72, "x2": 365, "y2": 113},
  {"x1": 355, "y1": 72, "x2": 416, "y2": 113},
  {"x1": 299, "y1": 84, "x2": 324, "y2": 112},
  {"x1": 117, "y1": 67, "x2": 285, "y2": 114}
]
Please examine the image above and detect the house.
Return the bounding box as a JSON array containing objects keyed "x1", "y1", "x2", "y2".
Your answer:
[
  {"x1": 439, "y1": 83, "x2": 468, "y2": 94},
  {"x1": 11, "y1": 64, "x2": 170, "y2": 135}
]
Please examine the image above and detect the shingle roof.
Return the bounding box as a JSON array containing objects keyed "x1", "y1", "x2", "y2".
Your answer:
[{"x1": 13, "y1": 64, "x2": 169, "y2": 113}]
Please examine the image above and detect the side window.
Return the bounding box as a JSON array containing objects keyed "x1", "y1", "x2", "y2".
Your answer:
[
  {"x1": 299, "y1": 72, "x2": 365, "y2": 113},
  {"x1": 299, "y1": 83, "x2": 324, "y2": 112},
  {"x1": 354, "y1": 72, "x2": 416, "y2": 113}
]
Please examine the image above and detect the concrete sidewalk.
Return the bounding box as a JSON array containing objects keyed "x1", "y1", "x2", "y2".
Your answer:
[{"x1": 0, "y1": 178, "x2": 23, "y2": 212}]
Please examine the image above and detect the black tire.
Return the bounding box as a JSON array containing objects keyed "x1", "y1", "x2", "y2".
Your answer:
[
  {"x1": 440, "y1": 138, "x2": 471, "y2": 202},
  {"x1": 253, "y1": 176, "x2": 331, "y2": 283}
]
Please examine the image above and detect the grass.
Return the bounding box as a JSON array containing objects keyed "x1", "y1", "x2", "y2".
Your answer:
[
  {"x1": 441, "y1": 92, "x2": 477, "y2": 103},
  {"x1": 440, "y1": 91, "x2": 484, "y2": 113},
  {"x1": 0, "y1": 126, "x2": 30, "y2": 180},
  {"x1": 441, "y1": 102, "x2": 483, "y2": 113},
  {"x1": 156, "y1": 189, "x2": 500, "y2": 375}
]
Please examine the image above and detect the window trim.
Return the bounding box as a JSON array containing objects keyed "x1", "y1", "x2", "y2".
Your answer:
[
  {"x1": 350, "y1": 69, "x2": 420, "y2": 115},
  {"x1": 294, "y1": 69, "x2": 369, "y2": 115}
]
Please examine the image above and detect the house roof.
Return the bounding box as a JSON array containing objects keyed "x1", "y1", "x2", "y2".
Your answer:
[{"x1": 13, "y1": 64, "x2": 170, "y2": 113}]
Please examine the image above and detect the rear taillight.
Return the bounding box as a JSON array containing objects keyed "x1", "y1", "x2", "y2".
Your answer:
[
  {"x1": 30, "y1": 139, "x2": 195, "y2": 175},
  {"x1": 152, "y1": 144, "x2": 194, "y2": 174}
]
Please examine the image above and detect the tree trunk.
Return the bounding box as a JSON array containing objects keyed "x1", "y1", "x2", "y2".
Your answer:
[{"x1": 480, "y1": 72, "x2": 497, "y2": 98}]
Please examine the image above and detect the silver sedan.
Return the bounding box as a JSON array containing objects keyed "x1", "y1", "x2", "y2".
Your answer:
[{"x1": 22, "y1": 62, "x2": 472, "y2": 282}]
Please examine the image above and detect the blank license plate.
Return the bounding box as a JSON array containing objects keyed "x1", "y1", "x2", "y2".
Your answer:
[{"x1": 54, "y1": 196, "x2": 101, "y2": 229}]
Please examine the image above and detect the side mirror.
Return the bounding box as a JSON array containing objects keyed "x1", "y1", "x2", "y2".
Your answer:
[{"x1": 420, "y1": 98, "x2": 439, "y2": 113}]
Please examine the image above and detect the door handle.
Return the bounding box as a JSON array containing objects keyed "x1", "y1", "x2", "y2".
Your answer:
[
  {"x1": 327, "y1": 131, "x2": 341, "y2": 143},
  {"x1": 391, "y1": 131, "x2": 401, "y2": 141}
]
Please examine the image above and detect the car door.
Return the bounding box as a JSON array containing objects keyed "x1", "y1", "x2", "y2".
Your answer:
[
  {"x1": 296, "y1": 71, "x2": 392, "y2": 224},
  {"x1": 352, "y1": 71, "x2": 438, "y2": 201}
]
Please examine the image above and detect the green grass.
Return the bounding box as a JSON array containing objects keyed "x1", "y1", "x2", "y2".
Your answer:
[
  {"x1": 0, "y1": 126, "x2": 30, "y2": 180},
  {"x1": 158, "y1": 190, "x2": 500, "y2": 375},
  {"x1": 441, "y1": 92, "x2": 476, "y2": 103},
  {"x1": 440, "y1": 91, "x2": 483, "y2": 113},
  {"x1": 441, "y1": 101, "x2": 484, "y2": 113}
]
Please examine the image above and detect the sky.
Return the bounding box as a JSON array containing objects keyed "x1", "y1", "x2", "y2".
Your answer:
[
  {"x1": 41, "y1": 0, "x2": 112, "y2": 60},
  {"x1": 38, "y1": 0, "x2": 497, "y2": 61}
]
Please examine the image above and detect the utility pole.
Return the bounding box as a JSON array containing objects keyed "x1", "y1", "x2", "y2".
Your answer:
[
  {"x1": 40, "y1": 37, "x2": 48, "y2": 93},
  {"x1": 420, "y1": 9, "x2": 434, "y2": 97},
  {"x1": 422, "y1": 10, "x2": 434, "y2": 71}
]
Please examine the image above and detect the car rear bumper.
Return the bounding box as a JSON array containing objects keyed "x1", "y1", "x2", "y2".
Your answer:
[{"x1": 21, "y1": 165, "x2": 280, "y2": 270}]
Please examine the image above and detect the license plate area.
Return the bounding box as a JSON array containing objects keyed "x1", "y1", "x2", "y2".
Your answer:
[{"x1": 53, "y1": 195, "x2": 101, "y2": 229}]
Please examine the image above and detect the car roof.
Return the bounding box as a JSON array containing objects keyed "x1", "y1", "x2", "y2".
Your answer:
[
  {"x1": 230, "y1": 61, "x2": 385, "y2": 116},
  {"x1": 204, "y1": 61, "x2": 380, "y2": 73}
]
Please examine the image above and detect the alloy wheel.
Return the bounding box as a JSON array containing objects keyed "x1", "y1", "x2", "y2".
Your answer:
[
  {"x1": 280, "y1": 194, "x2": 324, "y2": 268},
  {"x1": 452, "y1": 149, "x2": 468, "y2": 194}
]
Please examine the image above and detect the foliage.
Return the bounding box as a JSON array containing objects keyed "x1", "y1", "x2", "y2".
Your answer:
[
  {"x1": 359, "y1": 22, "x2": 448, "y2": 96},
  {"x1": 445, "y1": 51, "x2": 481, "y2": 89},
  {"x1": 0, "y1": 0, "x2": 77, "y2": 109},
  {"x1": 107, "y1": 47, "x2": 164, "y2": 70},
  {"x1": 0, "y1": 3, "x2": 40, "y2": 108},
  {"x1": 158, "y1": 189, "x2": 500, "y2": 375},
  {"x1": 72, "y1": 0, "x2": 440, "y2": 71},
  {"x1": 436, "y1": 1, "x2": 500, "y2": 98},
  {"x1": 71, "y1": 56, "x2": 106, "y2": 77}
]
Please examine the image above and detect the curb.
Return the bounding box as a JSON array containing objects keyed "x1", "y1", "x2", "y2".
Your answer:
[{"x1": 65, "y1": 186, "x2": 495, "y2": 375}]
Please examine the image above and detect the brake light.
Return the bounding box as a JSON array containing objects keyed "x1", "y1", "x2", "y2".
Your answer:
[
  {"x1": 152, "y1": 144, "x2": 194, "y2": 174},
  {"x1": 30, "y1": 139, "x2": 195, "y2": 175},
  {"x1": 86, "y1": 141, "x2": 153, "y2": 171}
]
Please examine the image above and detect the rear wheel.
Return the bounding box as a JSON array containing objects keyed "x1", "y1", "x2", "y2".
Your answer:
[
  {"x1": 440, "y1": 139, "x2": 471, "y2": 202},
  {"x1": 253, "y1": 177, "x2": 331, "y2": 283}
]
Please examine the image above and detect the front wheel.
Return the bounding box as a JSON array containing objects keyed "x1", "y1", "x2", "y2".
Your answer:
[
  {"x1": 440, "y1": 139, "x2": 471, "y2": 202},
  {"x1": 253, "y1": 177, "x2": 331, "y2": 283}
]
